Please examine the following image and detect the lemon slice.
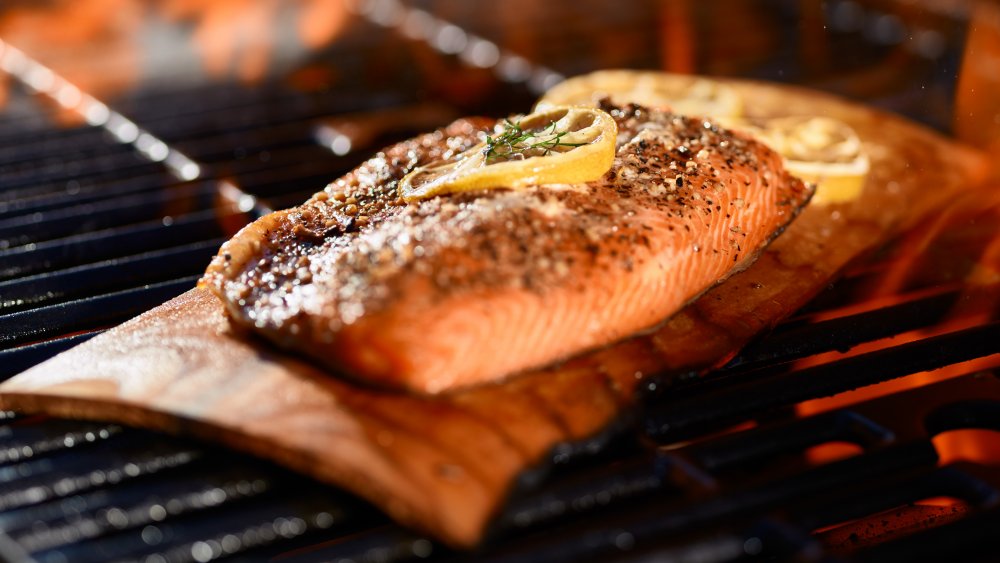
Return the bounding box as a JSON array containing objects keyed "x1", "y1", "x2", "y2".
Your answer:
[
  {"x1": 535, "y1": 71, "x2": 866, "y2": 204},
  {"x1": 400, "y1": 106, "x2": 617, "y2": 202},
  {"x1": 535, "y1": 70, "x2": 743, "y2": 119},
  {"x1": 737, "y1": 116, "x2": 869, "y2": 205}
]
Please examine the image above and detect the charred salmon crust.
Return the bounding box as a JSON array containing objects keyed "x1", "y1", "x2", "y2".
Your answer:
[{"x1": 201, "y1": 103, "x2": 812, "y2": 393}]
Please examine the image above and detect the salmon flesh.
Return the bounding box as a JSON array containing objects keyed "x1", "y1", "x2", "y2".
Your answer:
[{"x1": 201, "y1": 103, "x2": 813, "y2": 393}]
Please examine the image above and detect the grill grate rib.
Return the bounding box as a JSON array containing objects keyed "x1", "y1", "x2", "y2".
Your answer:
[
  {"x1": 0, "y1": 239, "x2": 223, "y2": 314},
  {"x1": 0, "y1": 182, "x2": 219, "y2": 247},
  {"x1": 0, "y1": 334, "x2": 102, "y2": 381},
  {"x1": 0, "y1": 210, "x2": 231, "y2": 281},
  {"x1": 0, "y1": 171, "x2": 194, "y2": 218},
  {"x1": 645, "y1": 322, "x2": 1000, "y2": 441},
  {"x1": 0, "y1": 276, "x2": 198, "y2": 348}
]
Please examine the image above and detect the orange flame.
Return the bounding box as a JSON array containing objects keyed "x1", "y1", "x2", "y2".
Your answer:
[
  {"x1": 955, "y1": 1, "x2": 1000, "y2": 158},
  {"x1": 797, "y1": 187, "x2": 1000, "y2": 465},
  {"x1": 0, "y1": 0, "x2": 142, "y2": 122},
  {"x1": 161, "y1": 0, "x2": 348, "y2": 83},
  {"x1": 0, "y1": 0, "x2": 350, "y2": 116}
]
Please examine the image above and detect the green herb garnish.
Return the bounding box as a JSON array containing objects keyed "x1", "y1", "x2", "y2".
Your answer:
[{"x1": 483, "y1": 119, "x2": 587, "y2": 163}]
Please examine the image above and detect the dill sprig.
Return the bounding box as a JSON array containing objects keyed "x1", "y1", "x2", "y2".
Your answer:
[{"x1": 483, "y1": 118, "x2": 586, "y2": 163}]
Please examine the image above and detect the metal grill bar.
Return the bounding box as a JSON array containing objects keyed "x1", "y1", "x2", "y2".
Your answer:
[
  {"x1": 685, "y1": 410, "x2": 894, "y2": 472},
  {"x1": 726, "y1": 287, "x2": 964, "y2": 370},
  {"x1": 0, "y1": 119, "x2": 105, "y2": 147},
  {"x1": 7, "y1": 472, "x2": 270, "y2": 554},
  {"x1": 0, "y1": 211, "x2": 229, "y2": 281},
  {"x1": 0, "y1": 333, "x2": 101, "y2": 380},
  {"x1": 0, "y1": 276, "x2": 197, "y2": 349},
  {"x1": 0, "y1": 239, "x2": 222, "y2": 314},
  {"x1": 852, "y1": 504, "x2": 1000, "y2": 563},
  {"x1": 0, "y1": 127, "x2": 111, "y2": 167},
  {"x1": 0, "y1": 171, "x2": 192, "y2": 218},
  {"x1": 0, "y1": 443, "x2": 201, "y2": 512},
  {"x1": 0, "y1": 183, "x2": 218, "y2": 247},
  {"x1": 0, "y1": 146, "x2": 155, "y2": 191},
  {"x1": 476, "y1": 444, "x2": 940, "y2": 563},
  {"x1": 788, "y1": 464, "x2": 999, "y2": 534},
  {"x1": 645, "y1": 321, "x2": 1000, "y2": 441}
]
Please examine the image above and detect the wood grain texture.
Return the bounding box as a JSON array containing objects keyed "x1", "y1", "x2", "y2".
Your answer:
[{"x1": 0, "y1": 77, "x2": 990, "y2": 548}]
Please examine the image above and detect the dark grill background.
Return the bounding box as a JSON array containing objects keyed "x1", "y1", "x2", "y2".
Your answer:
[{"x1": 1, "y1": 1, "x2": 999, "y2": 561}]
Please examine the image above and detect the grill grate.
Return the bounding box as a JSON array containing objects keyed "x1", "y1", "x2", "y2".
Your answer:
[
  {"x1": 644, "y1": 321, "x2": 1000, "y2": 441},
  {"x1": 1, "y1": 1, "x2": 999, "y2": 561}
]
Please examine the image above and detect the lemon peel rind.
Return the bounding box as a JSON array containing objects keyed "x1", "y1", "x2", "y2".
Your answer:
[{"x1": 399, "y1": 107, "x2": 618, "y2": 202}]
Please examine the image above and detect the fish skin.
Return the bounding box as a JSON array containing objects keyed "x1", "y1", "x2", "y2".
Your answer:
[{"x1": 201, "y1": 103, "x2": 812, "y2": 393}]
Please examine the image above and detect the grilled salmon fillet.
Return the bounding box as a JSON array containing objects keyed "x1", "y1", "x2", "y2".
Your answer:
[{"x1": 201, "y1": 103, "x2": 812, "y2": 393}]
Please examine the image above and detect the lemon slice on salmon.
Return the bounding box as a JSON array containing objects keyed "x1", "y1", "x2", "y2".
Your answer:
[
  {"x1": 740, "y1": 116, "x2": 870, "y2": 205},
  {"x1": 535, "y1": 70, "x2": 743, "y2": 119},
  {"x1": 400, "y1": 106, "x2": 617, "y2": 202}
]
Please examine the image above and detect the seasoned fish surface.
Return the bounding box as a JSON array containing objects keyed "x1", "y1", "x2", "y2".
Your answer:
[{"x1": 202, "y1": 104, "x2": 812, "y2": 392}]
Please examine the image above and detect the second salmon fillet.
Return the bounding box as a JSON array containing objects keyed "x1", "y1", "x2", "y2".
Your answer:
[{"x1": 201, "y1": 102, "x2": 813, "y2": 393}]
